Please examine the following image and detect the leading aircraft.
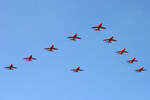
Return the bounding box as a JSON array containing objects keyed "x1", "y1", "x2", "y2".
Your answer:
[
  {"x1": 4, "y1": 64, "x2": 17, "y2": 70},
  {"x1": 24, "y1": 54, "x2": 37, "y2": 61},
  {"x1": 45, "y1": 44, "x2": 58, "y2": 51},
  {"x1": 92, "y1": 22, "x2": 106, "y2": 31},
  {"x1": 104, "y1": 36, "x2": 117, "y2": 43},
  {"x1": 67, "y1": 33, "x2": 81, "y2": 41},
  {"x1": 70, "y1": 66, "x2": 84, "y2": 72}
]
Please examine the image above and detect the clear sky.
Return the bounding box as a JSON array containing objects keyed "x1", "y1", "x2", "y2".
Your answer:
[{"x1": 0, "y1": 0, "x2": 150, "y2": 100}]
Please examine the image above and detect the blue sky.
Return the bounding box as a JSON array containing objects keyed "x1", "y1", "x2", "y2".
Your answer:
[{"x1": 0, "y1": 0, "x2": 150, "y2": 100}]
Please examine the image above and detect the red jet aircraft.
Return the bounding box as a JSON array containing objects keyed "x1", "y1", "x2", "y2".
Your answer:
[
  {"x1": 104, "y1": 36, "x2": 117, "y2": 43},
  {"x1": 4, "y1": 64, "x2": 17, "y2": 70},
  {"x1": 127, "y1": 57, "x2": 138, "y2": 63},
  {"x1": 116, "y1": 48, "x2": 128, "y2": 55},
  {"x1": 45, "y1": 44, "x2": 58, "y2": 51},
  {"x1": 71, "y1": 66, "x2": 83, "y2": 72},
  {"x1": 136, "y1": 66, "x2": 146, "y2": 72},
  {"x1": 92, "y1": 22, "x2": 106, "y2": 31},
  {"x1": 24, "y1": 55, "x2": 37, "y2": 61},
  {"x1": 67, "y1": 33, "x2": 81, "y2": 41}
]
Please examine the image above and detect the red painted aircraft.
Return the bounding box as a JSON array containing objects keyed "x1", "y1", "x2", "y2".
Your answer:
[
  {"x1": 4, "y1": 64, "x2": 17, "y2": 70},
  {"x1": 136, "y1": 66, "x2": 146, "y2": 72},
  {"x1": 67, "y1": 33, "x2": 81, "y2": 41},
  {"x1": 24, "y1": 55, "x2": 37, "y2": 61},
  {"x1": 104, "y1": 36, "x2": 117, "y2": 43},
  {"x1": 45, "y1": 44, "x2": 58, "y2": 51},
  {"x1": 92, "y1": 22, "x2": 106, "y2": 31},
  {"x1": 127, "y1": 57, "x2": 138, "y2": 63},
  {"x1": 71, "y1": 66, "x2": 83, "y2": 72},
  {"x1": 116, "y1": 48, "x2": 128, "y2": 55}
]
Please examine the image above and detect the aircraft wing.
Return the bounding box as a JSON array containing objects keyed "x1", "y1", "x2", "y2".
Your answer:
[
  {"x1": 92, "y1": 26, "x2": 98, "y2": 28},
  {"x1": 116, "y1": 51, "x2": 120, "y2": 53},
  {"x1": 67, "y1": 37, "x2": 73, "y2": 38},
  {"x1": 32, "y1": 58, "x2": 37, "y2": 60},
  {"x1": 134, "y1": 60, "x2": 138, "y2": 62},
  {"x1": 104, "y1": 39, "x2": 109, "y2": 41},
  {"x1": 70, "y1": 69, "x2": 75, "y2": 71},
  {"x1": 124, "y1": 51, "x2": 128, "y2": 53},
  {"x1": 112, "y1": 39, "x2": 117, "y2": 41},
  {"x1": 79, "y1": 69, "x2": 84, "y2": 71},
  {"x1": 53, "y1": 48, "x2": 58, "y2": 50},
  {"x1": 101, "y1": 27, "x2": 106, "y2": 29},
  {"x1": 24, "y1": 58, "x2": 28, "y2": 59},
  {"x1": 76, "y1": 37, "x2": 81, "y2": 39}
]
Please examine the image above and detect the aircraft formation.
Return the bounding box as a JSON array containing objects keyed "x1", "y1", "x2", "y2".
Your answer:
[{"x1": 4, "y1": 22, "x2": 146, "y2": 73}]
